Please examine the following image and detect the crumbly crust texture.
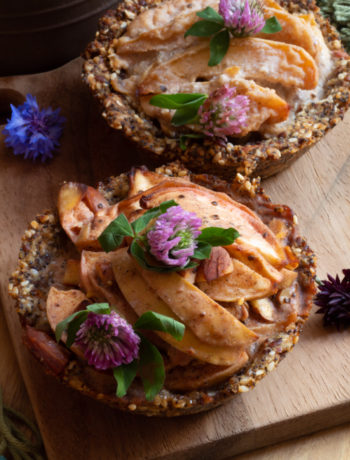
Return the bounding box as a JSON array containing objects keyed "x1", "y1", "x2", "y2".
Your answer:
[
  {"x1": 82, "y1": 0, "x2": 350, "y2": 179},
  {"x1": 9, "y1": 164, "x2": 316, "y2": 416}
]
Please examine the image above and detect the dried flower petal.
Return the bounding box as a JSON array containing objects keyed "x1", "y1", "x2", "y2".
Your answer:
[
  {"x1": 75, "y1": 311, "x2": 140, "y2": 370},
  {"x1": 198, "y1": 85, "x2": 250, "y2": 141},
  {"x1": 147, "y1": 205, "x2": 202, "y2": 267},
  {"x1": 219, "y1": 0, "x2": 265, "y2": 36},
  {"x1": 314, "y1": 269, "x2": 350, "y2": 329},
  {"x1": 2, "y1": 94, "x2": 65, "y2": 162}
]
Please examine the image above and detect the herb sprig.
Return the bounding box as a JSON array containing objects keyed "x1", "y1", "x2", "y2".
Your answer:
[
  {"x1": 98, "y1": 200, "x2": 240, "y2": 272},
  {"x1": 185, "y1": 6, "x2": 282, "y2": 66},
  {"x1": 56, "y1": 306, "x2": 185, "y2": 400}
]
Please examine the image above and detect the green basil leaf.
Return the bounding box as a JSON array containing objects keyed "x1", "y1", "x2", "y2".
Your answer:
[
  {"x1": 87, "y1": 303, "x2": 111, "y2": 315},
  {"x1": 55, "y1": 310, "x2": 86, "y2": 343},
  {"x1": 179, "y1": 133, "x2": 204, "y2": 150},
  {"x1": 208, "y1": 29, "x2": 230, "y2": 66},
  {"x1": 197, "y1": 227, "x2": 240, "y2": 246},
  {"x1": 193, "y1": 241, "x2": 212, "y2": 260},
  {"x1": 134, "y1": 311, "x2": 185, "y2": 341},
  {"x1": 172, "y1": 96, "x2": 207, "y2": 126},
  {"x1": 184, "y1": 20, "x2": 223, "y2": 37},
  {"x1": 98, "y1": 213, "x2": 134, "y2": 252},
  {"x1": 261, "y1": 16, "x2": 282, "y2": 34},
  {"x1": 150, "y1": 93, "x2": 207, "y2": 109},
  {"x1": 138, "y1": 335, "x2": 165, "y2": 401},
  {"x1": 66, "y1": 312, "x2": 89, "y2": 348},
  {"x1": 197, "y1": 6, "x2": 224, "y2": 24},
  {"x1": 132, "y1": 200, "x2": 178, "y2": 234},
  {"x1": 113, "y1": 360, "x2": 138, "y2": 398}
]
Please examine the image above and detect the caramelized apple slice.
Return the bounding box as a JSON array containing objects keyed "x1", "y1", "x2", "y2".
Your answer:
[
  {"x1": 135, "y1": 262, "x2": 257, "y2": 348},
  {"x1": 63, "y1": 259, "x2": 81, "y2": 286},
  {"x1": 119, "y1": 178, "x2": 289, "y2": 267},
  {"x1": 111, "y1": 248, "x2": 242, "y2": 366},
  {"x1": 80, "y1": 250, "x2": 138, "y2": 324},
  {"x1": 259, "y1": 7, "x2": 325, "y2": 62},
  {"x1": 139, "y1": 37, "x2": 318, "y2": 94},
  {"x1": 166, "y1": 353, "x2": 249, "y2": 391},
  {"x1": 58, "y1": 182, "x2": 118, "y2": 250},
  {"x1": 46, "y1": 287, "x2": 87, "y2": 331},
  {"x1": 139, "y1": 74, "x2": 290, "y2": 136},
  {"x1": 197, "y1": 258, "x2": 275, "y2": 302}
]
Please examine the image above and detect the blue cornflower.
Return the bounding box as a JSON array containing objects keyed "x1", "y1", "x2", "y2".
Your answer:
[{"x1": 2, "y1": 94, "x2": 65, "y2": 162}]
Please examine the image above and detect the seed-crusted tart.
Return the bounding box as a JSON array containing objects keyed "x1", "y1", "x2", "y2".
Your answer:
[
  {"x1": 9, "y1": 163, "x2": 316, "y2": 416},
  {"x1": 82, "y1": 0, "x2": 350, "y2": 179}
]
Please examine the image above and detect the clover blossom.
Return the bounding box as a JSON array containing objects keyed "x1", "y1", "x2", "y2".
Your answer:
[
  {"x1": 219, "y1": 0, "x2": 265, "y2": 36},
  {"x1": 198, "y1": 85, "x2": 249, "y2": 141},
  {"x1": 147, "y1": 205, "x2": 202, "y2": 267},
  {"x1": 3, "y1": 94, "x2": 65, "y2": 162},
  {"x1": 75, "y1": 311, "x2": 140, "y2": 370}
]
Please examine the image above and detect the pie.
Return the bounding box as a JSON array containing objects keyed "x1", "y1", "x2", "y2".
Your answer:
[
  {"x1": 9, "y1": 163, "x2": 316, "y2": 416},
  {"x1": 83, "y1": 0, "x2": 350, "y2": 178}
]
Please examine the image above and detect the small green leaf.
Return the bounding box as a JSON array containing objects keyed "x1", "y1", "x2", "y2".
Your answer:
[
  {"x1": 172, "y1": 96, "x2": 207, "y2": 126},
  {"x1": 113, "y1": 360, "x2": 138, "y2": 398},
  {"x1": 208, "y1": 29, "x2": 230, "y2": 66},
  {"x1": 134, "y1": 311, "x2": 185, "y2": 341},
  {"x1": 55, "y1": 310, "x2": 86, "y2": 342},
  {"x1": 98, "y1": 213, "x2": 134, "y2": 252},
  {"x1": 198, "y1": 227, "x2": 240, "y2": 246},
  {"x1": 193, "y1": 241, "x2": 212, "y2": 260},
  {"x1": 132, "y1": 200, "x2": 178, "y2": 234},
  {"x1": 261, "y1": 16, "x2": 282, "y2": 34},
  {"x1": 138, "y1": 335, "x2": 165, "y2": 401},
  {"x1": 184, "y1": 20, "x2": 223, "y2": 37},
  {"x1": 150, "y1": 93, "x2": 207, "y2": 109},
  {"x1": 197, "y1": 7, "x2": 224, "y2": 25},
  {"x1": 87, "y1": 303, "x2": 111, "y2": 314},
  {"x1": 66, "y1": 313, "x2": 88, "y2": 348}
]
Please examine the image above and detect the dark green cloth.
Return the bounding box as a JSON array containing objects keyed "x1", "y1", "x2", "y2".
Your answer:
[{"x1": 318, "y1": 0, "x2": 350, "y2": 51}]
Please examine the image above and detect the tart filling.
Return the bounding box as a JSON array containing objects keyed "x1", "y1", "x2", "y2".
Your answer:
[
  {"x1": 110, "y1": 0, "x2": 332, "y2": 139},
  {"x1": 9, "y1": 165, "x2": 316, "y2": 414}
]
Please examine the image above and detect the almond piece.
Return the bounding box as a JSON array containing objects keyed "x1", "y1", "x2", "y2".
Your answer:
[{"x1": 197, "y1": 247, "x2": 233, "y2": 282}]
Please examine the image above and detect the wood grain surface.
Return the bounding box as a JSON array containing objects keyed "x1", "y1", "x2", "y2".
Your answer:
[{"x1": 0, "y1": 58, "x2": 350, "y2": 460}]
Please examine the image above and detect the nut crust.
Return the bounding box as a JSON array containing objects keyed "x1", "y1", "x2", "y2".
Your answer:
[
  {"x1": 9, "y1": 163, "x2": 316, "y2": 416},
  {"x1": 82, "y1": 0, "x2": 350, "y2": 179}
]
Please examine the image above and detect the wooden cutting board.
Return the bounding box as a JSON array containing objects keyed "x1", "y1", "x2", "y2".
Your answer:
[{"x1": 1, "y1": 58, "x2": 350, "y2": 460}]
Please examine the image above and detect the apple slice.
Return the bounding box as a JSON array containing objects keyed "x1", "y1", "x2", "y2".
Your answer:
[
  {"x1": 58, "y1": 182, "x2": 118, "y2": 250},
  {"x1": 197, "y1": 258, "x2": 274, "y2": 302},
  {"x1": 46, "y1": 286, "x2": 87, "y2": 331},
  {"x1": 111, "y1": 248, "x2": 245, "y2": 366},
  {"x1": 119, "y1": 178, "x2": 288, "y2": 268},
  {"x1": 80, "y1": 250, "x2": 138, "y2": 324},
  {"x1": 139, "y1": 37, "x2": 318, "y2": 94},
  {"x1": 134, "y1": 259, "x2": 257, "y2": 348}
]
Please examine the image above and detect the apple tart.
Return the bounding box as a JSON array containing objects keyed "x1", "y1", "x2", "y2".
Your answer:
[
  {"x1": 83, "y1": 0, "x2": 350, "y2": 178},
  {"x1": 9, "y1": 163, "x2": 316, "y2": 416}
]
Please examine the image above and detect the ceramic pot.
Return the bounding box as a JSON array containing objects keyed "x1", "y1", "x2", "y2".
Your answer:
[{"x1": 0, "y1": 0, "x2": 117, "y2": 76}]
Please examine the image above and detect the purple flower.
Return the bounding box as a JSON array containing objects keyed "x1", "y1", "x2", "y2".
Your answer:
[
  {"x1": 219, "y1": 0, "x2": 265, "y2": 36},
  {"x1": 198, "y1": 85, "x2": 250, "y2": 141},
  {"x1": 315, "y1": 270, "x2": 350, "y2": 329},
  {"x1": 75, "y1": 311, "x2": 140, "y2": 370},
  {"x1": 147, "y1": 205, "x2": 202, "y2": 267},
  {"x1": 2, "y1": 94, "x2": 65, "y2": 162}
]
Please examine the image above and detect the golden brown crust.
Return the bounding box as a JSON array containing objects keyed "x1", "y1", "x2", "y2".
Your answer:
[{"x1": 82, "y1": 0, "x2": 350, "y2": 179}]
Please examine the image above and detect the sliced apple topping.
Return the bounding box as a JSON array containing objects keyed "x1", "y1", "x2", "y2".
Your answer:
[
  {"x1": 197, "y1": 257, "x2": 274, "y2": 302},
  {"x1": 111, "y1": 247, "x2": 244, "y2": 366},
  {"x1": 58, "y1": 182, "x2": 119, "y2": 250},
  {"x1": 46, "y1": 287, "x2": 87, "y2": 331},
  {"x1": 139, "y1": 38, "x2": 318, "y2": 95},
  {"x1": 80, "y1": 250, "x2": 137, "y2": 324}
]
